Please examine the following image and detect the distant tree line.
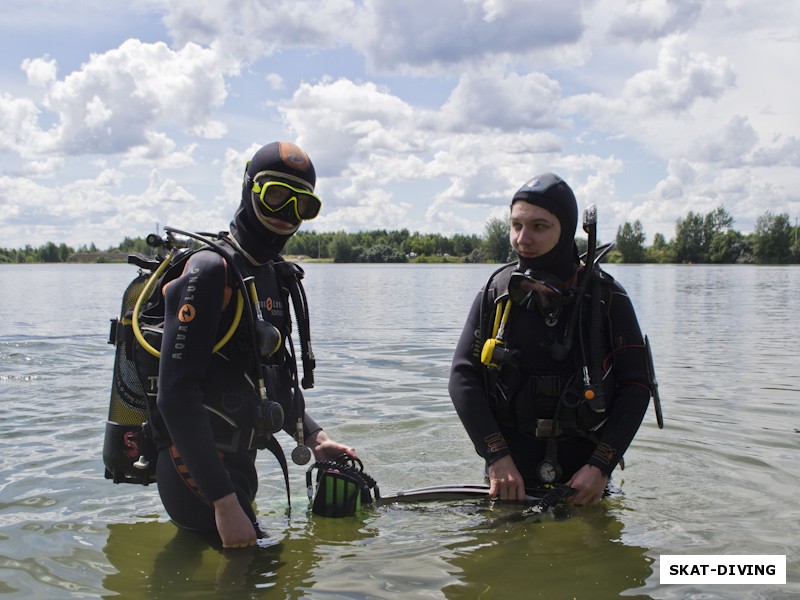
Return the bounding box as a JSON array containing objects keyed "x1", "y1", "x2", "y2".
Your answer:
[
  {"x1": 283, "y1": 229, "x2": 484, "y2": 263},
  {"x1": 612, "y1": 206, "x2": 799, "y2": 264},
  {"x1": 2, "y1": 207, "x2": 797, "y2": 264},
  {"x1": 0, "y1": 237, "x2": 152, "y2": 264}
]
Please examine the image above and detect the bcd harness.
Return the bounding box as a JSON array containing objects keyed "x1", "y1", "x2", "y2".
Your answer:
[
  {"x1": 480, "y1": 261, "x2": 614, "y2": 438},
  {"x1": 103, "y1": 227, "x2": 317, "y2": 505}
]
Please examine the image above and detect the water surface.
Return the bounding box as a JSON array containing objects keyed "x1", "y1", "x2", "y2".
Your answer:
[{"x1": 0, "y1": 263, "x2": 798, "y2": 598}]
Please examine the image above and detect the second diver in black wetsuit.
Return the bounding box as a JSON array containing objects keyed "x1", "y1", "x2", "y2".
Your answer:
[{"x1": 449, "y1": 173, "x2": 652, "y2": 505}]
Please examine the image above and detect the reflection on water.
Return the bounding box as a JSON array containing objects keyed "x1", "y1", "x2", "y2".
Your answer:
[
  {"x1": 103, "y1": 522, "x2": 288, "y2": 599},
  {"x1": 0, "y1": 263, "x2": 799, "y2": 599},
  {"x1": 106, "y1": 501, "x2": 649, "y2": 600},
  {"x1": 443, "y1": 503, "x2": 652, "y2": 599}
]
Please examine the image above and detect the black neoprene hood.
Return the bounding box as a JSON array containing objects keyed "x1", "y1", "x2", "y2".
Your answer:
[
  {"x1": 230, "y1": 141, "x2": 317, "y2": 264},
  {"x1": 511, "y1": 172, "x2": 579, "y2": 280}
]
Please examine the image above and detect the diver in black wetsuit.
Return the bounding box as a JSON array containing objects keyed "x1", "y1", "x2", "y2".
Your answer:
[
  {"x1": 449, "y1": 173, "x2": 651, "y2": 505},
  {"x1": 155, "y1": 141, "x2": 356, "y2": 548}
]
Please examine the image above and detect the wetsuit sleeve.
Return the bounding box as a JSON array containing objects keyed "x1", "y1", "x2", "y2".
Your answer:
[
  {"x1": 156, "y1": 251, "x2": 236, "y2": 503},
  {"x1": 449, "y1": 292, "x2": 510, "y2": 465},
  {"x1": 284, "y1": 386, "x2": 322, "y2": 443},
  {"x1": 302, "y1": 413, "x2": 322, "y2": 440},
  {"x1": 588, "y1": 282, "x2": 651, "y2": 475}
]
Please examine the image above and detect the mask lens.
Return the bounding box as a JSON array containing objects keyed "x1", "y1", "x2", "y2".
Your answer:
[
  {"x1": 262, "y1": 184, "x2": 293, "y2": 208},
  {"x1": 253, "y1": 180, "x2": 322, "y2": 221},
  {"x1": 509, "y1": 270, "x2": 563, "y2": 314},
  {"x1": 295, "y1": 194, "x2": 321, "y2": 220}
]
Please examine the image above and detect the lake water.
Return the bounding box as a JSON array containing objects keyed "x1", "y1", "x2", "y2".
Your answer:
[{"x1": 0, "y1": 262, "x2": 798, "y2": 599}]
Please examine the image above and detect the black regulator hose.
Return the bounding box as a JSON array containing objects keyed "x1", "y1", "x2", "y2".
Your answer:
[
  {"x1": 272, "y1": 260, "x2": 317, "y2": 465},
  {"x1": 290, "y1": 273, "x2": 316, "y2": 390},
  {"x1": 549, "y1": 205, "x2": 598, "y2": 362},
  {"x1": 588, "y1": 274, "x2": 606, "y2": 412}
]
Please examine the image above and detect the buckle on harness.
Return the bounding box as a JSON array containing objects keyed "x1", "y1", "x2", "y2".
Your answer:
[{"x1": 534, "y1": 419, "x2": 562, "y2": 438}]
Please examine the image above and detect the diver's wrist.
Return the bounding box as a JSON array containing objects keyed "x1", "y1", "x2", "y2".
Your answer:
[{"x1": 305, "y1": 428, "x2": 325, "y2": 448}]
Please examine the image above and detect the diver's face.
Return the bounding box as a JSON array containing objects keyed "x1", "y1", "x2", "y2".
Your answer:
[{"x1": 509, "y1": 201, "x2": 561, "y2": 259}]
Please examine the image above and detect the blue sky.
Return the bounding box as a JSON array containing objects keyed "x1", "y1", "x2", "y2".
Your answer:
[{"x1": 1, "y1": 0, "x2": 798, "y2": 249}]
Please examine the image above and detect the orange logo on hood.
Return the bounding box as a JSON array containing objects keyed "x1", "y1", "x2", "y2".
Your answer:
[{"x1": 278, "y1": 141, "x2": 310, "y2": 170}]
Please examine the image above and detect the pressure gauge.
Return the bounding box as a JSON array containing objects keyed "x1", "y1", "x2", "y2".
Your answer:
[
  {"x1": 537, "y1": 460, "x2": 561, "y2": 484},
  {"x1": 292, "y1": 444, "x2": 311, "y2": 465}
]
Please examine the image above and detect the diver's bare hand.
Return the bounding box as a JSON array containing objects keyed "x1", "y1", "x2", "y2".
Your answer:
[
  {"x1": 565, "y1": 464, "x2": 608, "y2": 505},
  {"x1": 487, "y1": 455, "x2": 526, "y2": 500},
  {"x1": 307, "y1": 430, "x2": 357, "y2": 462},
  {"x1": 214, "y1": 493, "x2": 257, "y2": 548}
]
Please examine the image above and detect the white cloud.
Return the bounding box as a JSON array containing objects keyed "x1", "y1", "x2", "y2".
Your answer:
[
  {"x1": 191, "y1": 120, "x2": 228, "y2": 139},
  {"x1": 266, "y1": 73, "x2": 284, "y2": 91},
  {"x1": 605, "y1": 0, "x2": 703, "y2": 42},
  {"x1": 0, "y1": 166, "x2": 202, "y2": 248},
  {"x1": 0, "y1": 93, "x2": 47, "y2": 155},
  {"x1": 440, "y1": 69, "x2": 565, "y2": 131},
  {"x1": 84, "y1": 95, "x2": 113, "y2": 129},
  {"x1": 20, "y1": 156, "x2": 66, "y2": 178},
  {"x1": 751, "y1": 136, "x2": 800, "y2": 168},
  {"x1": 1, "y1": 39, "x2": 237, "y2": 162},
  {"x1": 690, "y1": 115, "x2": 758, "y2": 166},
  {"x1": 356, "y1": 0, "x2": 585, "y2": 73},
  {"x1": 562, "y1": 34, "x2": 736, "y2": 127},
  {"x1": 120, "y1": 133, "x2": 197, "y2": 168},
  {"x1": 621, "y1": 35, "x2": 736, "y2": 114},
  {"x1": 279, "y1": 78, "x2": 419, "y2": 179},
  {"x1": 21, "y1": 56, "x2": 57, "y2": 87},
  {"x1": 162, "y1": 0, "x2": 355, "y2": 55}
]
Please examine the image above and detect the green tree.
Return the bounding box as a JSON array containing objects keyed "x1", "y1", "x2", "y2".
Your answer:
[
  {"x1": 361, "y1": 243, "x2": 407, "y2": 263},
  {"x1": 615, "y1": 221, "x2": 646, "y2": 263},
  {"x1": 752, "y1": 211, "x2": 794, "y2": 264},
  {"x1": 331, "y1": 233, "x2": 355, "y2": 263},
  {"x1": 645, "y1": 232, "x2": 673, "y2": 263},
  {"x1": 673, "y1": 211, "x2": 705, "y2": 263},
  {"x1": 117, "y1": 236, "x2": 153, "y2": 255},
  {"x1": 482, "y1": 217, "x2": 511, "y2": 262},
  {"x1": 407, "y1": 232, "x2": 445, "y2": 257},
  {"x1": 451, "y1": 233, "x2": 481, "y2": 256},
  {"x1": 708, "y1": 230, "x2": 749, "y2": 264},
  {"x1": 673, "y1": 206, "x2": 734, "y2": 263},
  {"x1": 37, "y1": 242, "x2": 60, "y2": 262}
]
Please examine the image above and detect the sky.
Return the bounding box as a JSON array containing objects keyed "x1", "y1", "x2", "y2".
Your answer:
[{"x1": 1, "y1": 0, "x2": 798, "y2": 250}]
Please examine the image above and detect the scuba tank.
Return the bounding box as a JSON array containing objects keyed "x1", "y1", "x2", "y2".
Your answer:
[
  {"x1": 104, "y1": 265, "x2": 159, "y2": 484},
  {"x1": 103, "y1": 236, "x2": 197, "y2": 485}
]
